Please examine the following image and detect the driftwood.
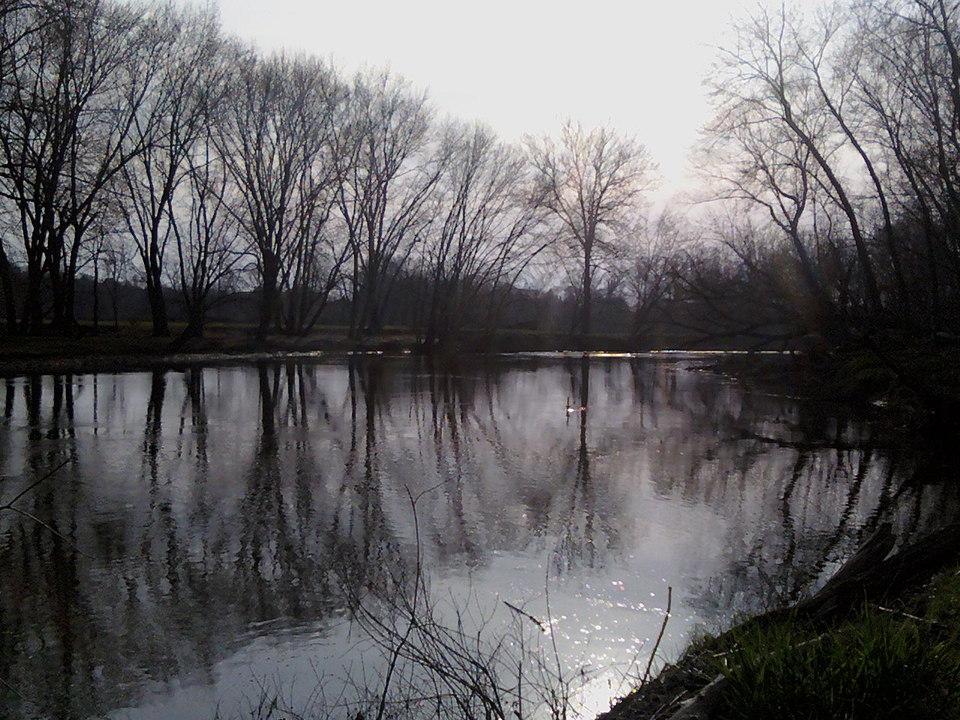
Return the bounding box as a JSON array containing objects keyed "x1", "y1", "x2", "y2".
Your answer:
[{"x1": 661, "y1": 520, "x2": 960, "y2": 720}]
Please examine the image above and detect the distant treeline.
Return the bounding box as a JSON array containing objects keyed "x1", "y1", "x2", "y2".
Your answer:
[
  {"x1": 0, "y1": 0, "x2": 958, "y2": 353},
  {"x1": 0, "y1": 261, "x2": 646, "y2": 340},
  {"x1": 0, "y1": 0, "x2": 657, "y2": 346}
]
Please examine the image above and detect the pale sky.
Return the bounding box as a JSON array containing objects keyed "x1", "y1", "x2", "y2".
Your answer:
[{"x1": 212, "y1": 0, "x2": 799, "y2": 197}]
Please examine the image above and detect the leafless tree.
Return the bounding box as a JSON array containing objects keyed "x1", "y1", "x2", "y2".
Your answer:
[
  {"x1": 417, "y1": 122, "x2": 546, "y2": 347},
  {"x1": 333, "y1": 69, "x2": 443, "y2": 338},
  {"x1": 215, "y1": 51, "x2": 343, "y2": 338},
  {"x1": 114, "y1": 2, "x2": 224, "y2": 337},
  {"x1": 0, "y1": 0, "x2": 153, "y2": 334},
  {"x1": 705, "y1": 5, "x2": 885, "y2": 322},
  {"x1": 627, "y1": 209, "x2": 688, "y2": 341},
  {"x1": 849, "y1": 0, "x2": 960, "y2": 331},
  {"x1": 701, "y1": 0, "x2": 960, "y2": 340},
  {"x1": 0, "y1": 0, "x2": 41, "y2": 332},
  {"x1": 167, "y1": 127, "x2": 244, "y2": 339},
  {"x1": 526, "y1": 121, "x2": 656, "y2": 337}
]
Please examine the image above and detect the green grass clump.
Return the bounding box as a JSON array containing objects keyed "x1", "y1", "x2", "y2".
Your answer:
[
  {"x1": 709, "y1": 608, "x2": 960, "y2": 720},
  {"x1": 925, "y1": 569, "x2": 960, "y2": 630}
]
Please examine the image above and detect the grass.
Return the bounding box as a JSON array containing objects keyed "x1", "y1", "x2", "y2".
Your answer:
[
  {"x1": 601, "y1": 565, "x2": 960, "y2": 720},
  {"x1": 689, "y1": 566, "x2": 960, "y2": 720},
  {"x1": 708, "y1": 608, "x2": 960, "y2": 719}
]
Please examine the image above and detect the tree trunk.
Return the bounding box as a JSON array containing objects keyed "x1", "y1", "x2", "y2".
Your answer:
[
  {"x1": 21, "y1": 254, "x2": 44, "y2": 335},
  {"x1": 146, "y1": 273, "x2": 169, "y2": 337},
  {"x1": 0, "y1": 244, "x2": 17, "y2": 334},
  {"x1": 258, "y1": 251, "x2": 280, "y2": 339},
  {"x1": 182, "y1": 308, "x2": 204, "y2": 339},
  {"x1": 581, "y1": 240, "x2": 593, "y2": 337}
]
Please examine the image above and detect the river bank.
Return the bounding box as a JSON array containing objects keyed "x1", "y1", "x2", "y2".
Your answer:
[
  {"x1": 599, "y1": 523, "x2": 960, "y2": 719},
  {"x1": 593, "y1": 346, "x2": 960, "y2": 719},
  {"x1": 0, "y1": 324, "x2": 659, "y2": 376}
]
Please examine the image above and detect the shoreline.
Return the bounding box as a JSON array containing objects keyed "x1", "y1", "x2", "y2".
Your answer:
[
  {"x1": 0, "y1": 328, "x2": 778, "y2": 377},
  {"x1": 599, "y1": 523, "x2": 960, "y2": 719}
]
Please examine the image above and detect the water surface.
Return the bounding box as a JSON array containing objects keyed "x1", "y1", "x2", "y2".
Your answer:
[{"x1": 0, "y1": 354, "x2": 954, "y2": 719}]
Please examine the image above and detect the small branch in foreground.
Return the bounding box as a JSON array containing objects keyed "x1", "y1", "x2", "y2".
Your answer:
[
  {"x1": 875, "y1": 605, "x2": 950, "y2": 631},
  {"x1": 0, "y1": 674, "x2": 28, "y2": 702},
  {"x1": 0, "y1": 461, "x2": 88, "y2": 556},
  {"x1": 0, "y1": 460, "x2": 69, "y2": 509},
  {"x1": 503, "y1": 600, "x2": 547, "y2": 632},
  {"x1": 642, "y1": 586, "x2": 673, "y2": 686}
]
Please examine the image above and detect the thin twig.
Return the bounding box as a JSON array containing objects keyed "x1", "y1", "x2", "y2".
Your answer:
[
  {"x1": 502, "y1": 600, "x2": 547, "y2": 632},
  {"x1": 651, "y1": 690, "x2": 690, "y2": 720},
  {"x1": 2, "y1": 506, "x2": 73, "y2": 546},
  {"x1": 642, "y1": 586, "x2": 673, "y2": 686},
  {"x1": 875, "y1": 605, "x2": 949, "y2": 630},
  {"x1": 543, "y1": 552, "x2": 572, "y2": 719},
  {"x1": 0, "y1": 460, "x2": 69, "y2": 510},
  {"x1": 0, "y1": 674, "x2": 28, "y2": 702},
  {"x1": 374, "y1": 484, "x2": 428, "y2": 720},
  {"x1": 0, "y1": 456, "x2": 86, "y2": 556}
]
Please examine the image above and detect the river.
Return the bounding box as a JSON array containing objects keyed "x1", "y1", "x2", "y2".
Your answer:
[{"x1": 0, "y1": 353, "x2": 955, "y2": 719}]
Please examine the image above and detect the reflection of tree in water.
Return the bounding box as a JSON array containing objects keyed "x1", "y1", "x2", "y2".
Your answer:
[
  {"x1": 392, "y1": 356, "x2": 624, "y2": 574},
  {"x1": 553, "y1": 357, "x2": 603, "y2": 572},
  {"x1": 412, "y1": 356, "x2": 492, "y2": 568},
  {"x1": 1, "y1": 376, "x2": 108, "y2": 718},
  {"x1": 234, "y1": 364, "x2": 317, "y2": 620},
  {"x1": 0, "y1": 366, "x2": 413, "y2": 719},
  {"x1": 3, "y1": 359, "x2": 960, "y2": 718},
  {"x1": 684, "y1": 387, "x2": 960, "y2": 619},
  {"x1": 3, "y1": 377, "x2": 13, "y2": 419}
]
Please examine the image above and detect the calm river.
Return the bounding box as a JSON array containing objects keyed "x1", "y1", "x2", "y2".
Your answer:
[{"x1": 0, "y1": 353, "x2": 956, "y2": 719}]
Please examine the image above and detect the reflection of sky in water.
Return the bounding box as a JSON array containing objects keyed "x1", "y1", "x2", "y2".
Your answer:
[{"x1": 0, "y1": 357, "x2": 956, "y2": 719}]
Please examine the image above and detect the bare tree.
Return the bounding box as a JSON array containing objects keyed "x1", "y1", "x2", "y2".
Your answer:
[
  {"x1": 0, "y1": 0, "x2": 153, "y2": 334},
  {"x1": 417, "y1": 122, "x2": 545, "y2": 347},
  {"x1": 701, "y1": 0, "x2": 960, "y2": 340},
  {"x1": 701, "y1": 65, "x2": 840, "y2": 321},
  {"x1": 333, "y1": 69, "x2": 443, "y2": 338},
  {"x1": 526, "y1": 121, "x2": 656, "y2": 337},
  {"x1": 0, "y1": 0, "x2": 40, "y2": 332},
  {"x1": 627, "y1": 209, "x2": 687, "y2": 341},
  {"x1": 114, "y1": 3, "x2": 224, "y2": 337},
  {"x1": 167, "y1": 128, "x2": 244, "y2": 339},
  {"x1": 215, "y1": 52, "x2": 343, "y2": 339},
  {"x1": 850, "y1": 0, "x2": 960, "y2": 331},
  {"x1": 705, "y1": 5, "x2": 885, "y2": 320}
]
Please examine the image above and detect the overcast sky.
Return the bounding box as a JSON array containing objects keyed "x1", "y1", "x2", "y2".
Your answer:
[{"x1": 213, "y1": 0, "x2": 806, "y2": 197}]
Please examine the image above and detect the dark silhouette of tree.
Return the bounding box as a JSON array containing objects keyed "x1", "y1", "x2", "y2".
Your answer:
[
  {"x1": 0, "y1": 0, "x2": 152, "y2": 334},
  {"x1": 332, "y1": 70, "x2": 442, "y2": 338},
  {"x1": 418, "y1": 122, "x2": 545, "y2": 347},
  {"x1": 526, "y1": 121, "x2": 655, "y2": 337},
  {"x1": 216, "y1": 52, "x2": 343, "y2": 338},
  {"x1": 114, "y1": 4, "x2": 224, "y2": 337}
]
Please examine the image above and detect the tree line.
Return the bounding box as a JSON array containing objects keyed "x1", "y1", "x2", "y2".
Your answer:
[
  {"x1": 1, "y1": 0, "x2": 957, "y2": 351},
  {"x1": 0, "y1": 0, "x2": 657, "y2": 344},
  {"x1": 694, "y1": 0, "x2": 960, "y2": 347}
]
